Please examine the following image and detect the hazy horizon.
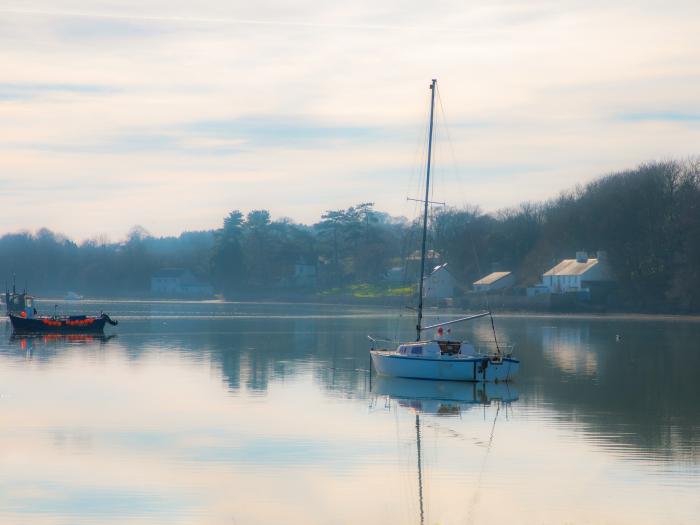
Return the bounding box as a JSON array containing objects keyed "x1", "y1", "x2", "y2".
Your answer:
[
  {"x1": 2, "y1": 1, "x2": 699, "y2": 240},
  {"x1": 0, "y1": 157, "x2": 694, "y2": 244}
]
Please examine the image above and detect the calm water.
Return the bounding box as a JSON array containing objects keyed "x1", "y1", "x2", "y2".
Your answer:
[{"x1": 1, "y1": 300, "x2": 698, "y2": 524}]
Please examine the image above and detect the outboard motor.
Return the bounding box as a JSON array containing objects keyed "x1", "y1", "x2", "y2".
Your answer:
[{"x1": 101, "y1": 313, "x2": 119, "y2": 326}]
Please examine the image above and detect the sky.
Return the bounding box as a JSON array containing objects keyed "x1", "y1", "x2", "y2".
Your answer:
[{"x1": 1, "y1": 0, "x2": 699, "y2": 241}]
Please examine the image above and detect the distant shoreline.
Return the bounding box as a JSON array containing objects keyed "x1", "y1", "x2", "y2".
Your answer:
[
  {"x1": 27, "y1": 296, "x2": 700, "y2": 322},
  {"x1": 491, "y1": 311, "x2": 700, "y2": 323}
]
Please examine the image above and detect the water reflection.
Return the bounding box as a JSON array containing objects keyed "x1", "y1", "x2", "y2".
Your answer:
[
  {"x1": 372, "y1": 377, "x2": 518, "y2": 416},
  {"x1": 541, "y1": 325, "x2": 598, "y2": 375},
  {"x1": 513, "y1": 318, "x2": 700, "y2": 463},
  {"x1": 0, "y1": 305, "x2": 698, "y2": 524},
  {"x1": 7, "y1": 334, "x2": 115, "y2": 360},
  {"x1": 3, "y1": 309, "x2": 699, "y2": 465},
  {"x1": 371, "y1": 377, "x2": 519, "y2": 525}
]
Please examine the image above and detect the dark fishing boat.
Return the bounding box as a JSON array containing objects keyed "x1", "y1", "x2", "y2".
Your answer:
[
  {"x1": 5, "y1": 281, "x2": 118, "y2": 334},
  {"x1": 9, "y1": 312, "x2": 118, "y2": 334}
]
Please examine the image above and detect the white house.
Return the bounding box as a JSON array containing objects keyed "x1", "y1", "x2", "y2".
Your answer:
[
  {"x1": 473, "y1": 271, "x2": 515, "y2": 292},
  {"x1": 423, "y1": 263, "x2": 457, "y2": 300},
  {"x1": 541, "y1": 251, "x2": 614, "y2": 293},
  {"x1": 151, "y1": 268, "x2": 214, "y2": 297}
]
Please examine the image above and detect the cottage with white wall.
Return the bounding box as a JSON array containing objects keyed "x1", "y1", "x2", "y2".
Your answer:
[
  {"x1": 542, "y1": 251, "x2": 614, "y2": 293},
  {"x1": 424, "y1": 263, "x2": 457, "y2": 300}
]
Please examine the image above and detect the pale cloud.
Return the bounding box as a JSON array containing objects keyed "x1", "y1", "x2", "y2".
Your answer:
[{"x1": 0, "y1": 1, "x2": 699, "y2": 239}]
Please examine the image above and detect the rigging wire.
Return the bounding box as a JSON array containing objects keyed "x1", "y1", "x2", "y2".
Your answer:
[
  {"x1": 467, "y1": 201, "x2": 502, "y2": 355},
  {"x1": 435, "y1": 83, "x2": 502, "y2": 354},
  {"x1": 435, "y1": 83, "x2": 478, "y2": 216},
  {"x1": 391, "y1": 88, "x2": 433, "y2": 341}
]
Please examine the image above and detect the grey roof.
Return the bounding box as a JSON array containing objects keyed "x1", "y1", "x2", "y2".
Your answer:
[
  {"x1": 473, "y1": 271, "x2": 512, "y2": 285},
  {"x1": 543, "y1": 258, "x2": 599, "y2": 276}
]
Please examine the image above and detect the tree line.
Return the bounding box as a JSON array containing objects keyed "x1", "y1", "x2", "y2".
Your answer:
[{"x1": 1, "y1": 160, "x2": 698, "y2": 312}]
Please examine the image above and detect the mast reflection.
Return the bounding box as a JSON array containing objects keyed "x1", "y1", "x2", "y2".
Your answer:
[{"x1": 372, "y1": 378, "x2": 518, "y2": 525}]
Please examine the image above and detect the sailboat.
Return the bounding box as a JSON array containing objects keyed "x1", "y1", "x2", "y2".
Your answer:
[{"x1": 369, "y1": 79, "x2": 520, "y2": 382}]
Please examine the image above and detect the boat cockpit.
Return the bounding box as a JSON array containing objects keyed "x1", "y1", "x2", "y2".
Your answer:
[{"x1": 396, "y1": 340, "x2": 473, "y2": 357}]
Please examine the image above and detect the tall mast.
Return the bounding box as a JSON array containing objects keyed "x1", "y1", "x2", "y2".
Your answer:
[{"x1": 416, "y1": 79, "x2": 437, "y2": 341}]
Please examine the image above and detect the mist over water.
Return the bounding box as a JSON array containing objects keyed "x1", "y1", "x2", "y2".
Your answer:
[{"x1": 1, "y1": 301, "x2": 698, "y2": 524}]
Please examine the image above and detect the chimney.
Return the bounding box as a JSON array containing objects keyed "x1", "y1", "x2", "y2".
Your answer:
[{"x1": 575, "y1": 251, "x2": 588, "y2": 263}]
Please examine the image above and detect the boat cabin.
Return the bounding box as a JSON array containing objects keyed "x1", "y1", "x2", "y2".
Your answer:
[
  {"x1": 4, "y1": 290, "x2": 35, "y2": 317},
  {"x1": 397, "y1": 340, "x2": 466, "y2": 357}
]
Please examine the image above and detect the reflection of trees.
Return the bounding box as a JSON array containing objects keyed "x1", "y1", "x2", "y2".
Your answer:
[
  {"x1": 136, "y1": 313, "x2": 377, "y2": 397},
  {"x1": 244, "y1": 352, "x2": 269, "y2": 394},
  {"x1": 217, "y1": 346, "x2": 241, "y2": 392},
  {"x1": 4, "y1": 311, "x2": 698, "y2": 464},
  {"x1": 497, "y1": 318, "x2": 700, "y2": 462},
  {"x1": 203, "y1": 314, "x2": 700, "y2": 464}
]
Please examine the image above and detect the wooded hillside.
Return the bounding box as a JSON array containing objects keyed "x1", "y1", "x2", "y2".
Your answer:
[{"x1": 1, "y1": 160, "x2": 698, "y2": 312}]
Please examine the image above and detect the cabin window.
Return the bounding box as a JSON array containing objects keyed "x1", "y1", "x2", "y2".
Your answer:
[
  {"x1": 26, "y1": 298, "x2": 33, "y2": 307},
  {"x1": 410, "y1": 346, "x2": 423, "y2": 355},
  {"x1": 398, "y1": 346, "x2": 407, "y2": 355}
]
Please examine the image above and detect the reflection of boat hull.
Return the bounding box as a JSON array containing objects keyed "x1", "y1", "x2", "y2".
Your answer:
[
  {"x1": 11, "y1": 333, "x2": 114, "y2": 353},
  {"x1": 9, "y1": 314, "x2": 117, "y2": 334},
  {"x1": 373, "y1": 376, "x2": 519, "y2": 405},
  {"x1": 371, "y1": 351, "x2": 519, "y2": 382},
  {"x1": 11, "y1": 333, "x2": 113, "y2": 344}
]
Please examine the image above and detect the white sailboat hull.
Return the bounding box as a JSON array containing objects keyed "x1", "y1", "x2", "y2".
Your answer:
[{"x1": 371, "y1": 351, "x2": 519, "y2": 382}]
